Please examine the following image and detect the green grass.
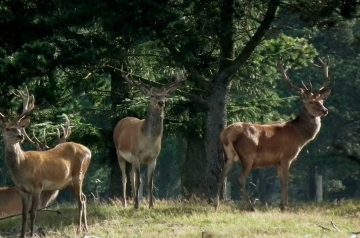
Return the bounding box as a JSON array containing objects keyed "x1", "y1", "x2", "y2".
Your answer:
[{"x1": 0, "y1": 199, "x2": 359, "y2": 238}]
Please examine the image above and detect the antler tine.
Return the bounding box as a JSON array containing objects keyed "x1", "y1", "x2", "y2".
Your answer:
[
  {"x1": 31, "y1": 128, "x2": 49, "y2": 150},
  {"x1": 104, "y1": 64, "x2": 151, "y2": 94},
  {"x1": 15, "y1": 87, "x2": 35, "y2": 122},
  {"x1": 301, "y1": 81, "x2": 309, "y2": 91},
  {"x1": 308, "y1": 80, "x2": 313, "y2": 91},
  {"x1": 277, "y1": 62, "x2": 302, "y2": 92},
  {"x1": 20, "y1": 128, "x2": 36, "y2": 144},
  {"x1": 163, "y1": 76, "x2": 185, "y2": 95},
  {"x1": 58, "y1": 114, "x2": 71, "y2": 143},
  {"x1": 316, "y1": 57, "x2": 331, "y2": 91}
]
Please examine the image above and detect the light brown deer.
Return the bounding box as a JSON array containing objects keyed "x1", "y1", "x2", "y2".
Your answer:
[
  {"x1": 0, "y1": 89, "x2": 91, "y2": 238},
  {"x1": 215, "y1": 59, "x2": 332, "y2": 211},
  {"x1": 0, "y1": 187, "x2": 58, "y2": 220},
  {"x1": 113, "y1": 72, "x2": 183, "y2": 209},
  {"x1": 0, "y1": 113, "x2": 73, "y2": 221}
]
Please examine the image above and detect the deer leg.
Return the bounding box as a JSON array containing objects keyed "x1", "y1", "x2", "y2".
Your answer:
[
  {"x1": 132, "y1": 163, "x2": 141, "y2": 209},
  {"x1": 20, "y1": 192, "x2": 31, "y2": 238},
  {"x1": 130, "y1": 166, "x2": 135, "y2": 199},
  {"x1": 30, "y1": 191, "x2": 41, "y2": 237},
  {"x1": 239, "y1": 163, "x2": 254, "y2": 211},
  {"x1": 81, "y1": 192, "x2": 88, "y2": 232},
  {"x1": 73, "y1": 179, "x2": 88, "y2": 234},
  {"x1": 215, "y1": 160, "x2": 235, "y2": 210},
  {"x1": 278, "y1": 163, "x2": 290, "y2": 211},
  {"x1": 147, "y1": 160, "x2": 157, "y2": 208},
  {"x1": 118, "y1": 156, "x2": 128, "y2": 208}
]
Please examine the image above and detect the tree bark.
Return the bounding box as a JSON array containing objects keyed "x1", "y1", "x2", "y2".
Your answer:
[
  {"x1": 182, "y1": 133, "x2": 207, "y2": 198},
  {"x1": 203, "y1": 0, "x2": 279, "y2": 198},
  {"x1": 204, "y1": 81, "x2": 232, "y2": 199},
  {"x1": 109, "y1": 71, "x2": 131, "y2": 198}
]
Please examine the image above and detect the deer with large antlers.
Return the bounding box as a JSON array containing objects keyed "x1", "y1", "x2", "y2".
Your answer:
[
  {"x1": 0, "y1": 115, "x2": 71, "y2": 221},
  {"x1": 0, "y1": 89, "x2": 91, "y2": 237},
  {"x1": 113, "y1": 71, "x2": 183, "y2": 209},
  {"x1": 215, "y1": 59, "x2": 332, "y2": 211}
]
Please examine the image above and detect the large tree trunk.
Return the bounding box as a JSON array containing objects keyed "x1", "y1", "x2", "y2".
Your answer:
[
  {"x1": 202, "y1": 0, "x2": 279, "y2": 199},
  {"x1": 182, "y1": 132, "x2": 206, "y2": 198},
  {"x1": 204, "y1": 81, "x2": 232, "y2": 199}
]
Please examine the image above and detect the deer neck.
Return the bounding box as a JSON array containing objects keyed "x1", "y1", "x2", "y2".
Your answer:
[
  {"x1": 291, "y1": 108, "x2": 321, "y2": 143},
  {"x1": 142, "y1": 106, "x2": 164, "y2": 139},
  {"x1": 4, "y1": 142, "x2": 25, "y2": 178}
]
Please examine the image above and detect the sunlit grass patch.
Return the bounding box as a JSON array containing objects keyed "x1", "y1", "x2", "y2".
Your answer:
[{"x1": 0, "y1": 200, "x2": 359, "y2": 237}]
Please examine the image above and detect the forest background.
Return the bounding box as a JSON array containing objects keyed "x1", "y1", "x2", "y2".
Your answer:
[{"x1": 0, "y1": 0, "x2": 359, "y2": 207}]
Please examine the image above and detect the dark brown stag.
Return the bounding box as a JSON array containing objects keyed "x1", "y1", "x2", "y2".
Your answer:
[{"x1": 215, "y1": 59, "x2": 332, "y2": 211}]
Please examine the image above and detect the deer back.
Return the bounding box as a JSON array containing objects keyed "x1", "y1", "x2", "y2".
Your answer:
[{"x1": 114, "y1": 117, "x2": 162, "y2": 162}]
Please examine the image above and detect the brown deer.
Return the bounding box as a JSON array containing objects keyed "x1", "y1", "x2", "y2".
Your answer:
[
  {"x1": 215, "y1": 59, "x2": 332, "y2": 211},
  {"x1": 0, "y1": 89, "x2": 91, "y2": 237},
  {"x1": 0, "y1": 187, "x2": 58, "y2": 220},
  {"x1": 113, "y1": 72, "x2": 183, "y2": 209},
  {"x1": 0, "y1": 115, "x2": 72, "y2": 221}
]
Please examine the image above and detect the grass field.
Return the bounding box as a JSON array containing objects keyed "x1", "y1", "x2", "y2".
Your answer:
[{"x1": 0, "y1": 199, "x2": 359, "y2": 238}]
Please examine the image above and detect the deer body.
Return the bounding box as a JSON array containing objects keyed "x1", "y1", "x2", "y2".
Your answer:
[
  {"x1": 114, "y1": 102, "x2": 164, "y2": 209},
  {"x1": 0, "y1": 89, "x2": 91, "y2": 237},
  {"x1": 223, "y1": 111, "x2": 321, "y2": 169},
  {"x1": 0, "y1": 187, "x2": 58, "y2": 220},
  {"x1": 114, "y1": 116, "x2": 163, "y2": 165},
  {"x1": 5, "y1": 142, "x2": 91, "y2": 193},
  {"x1": 113, "y1": 72, "x2": 182, "y2": 209},
  {"x1": 215, "y1": 59, "x2": 331, "y2": 211}
]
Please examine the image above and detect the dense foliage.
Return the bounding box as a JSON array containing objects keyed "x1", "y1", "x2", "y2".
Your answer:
[{"x1": 0, "y1": 0, "x2": 359, "y2": 205}]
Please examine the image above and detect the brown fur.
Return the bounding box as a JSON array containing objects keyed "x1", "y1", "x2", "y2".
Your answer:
[
  {"x1": 0, "y1": 187, "x2": 58, "y2": 220},
  {"x1": 215, "y1": 86, "x2": 331, "y2": 210},
  {"x1": 0, "y1": 121, "x2": 91, "y2": 238},
  {"x1": 114, "y1": 107, "x2": 163, "y2": 209}
]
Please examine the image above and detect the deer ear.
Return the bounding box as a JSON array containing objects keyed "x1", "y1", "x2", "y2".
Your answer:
[
  {"x1": 18, "y1": 117, "x2": 31, "y2": 128},
  {"x1": 318, "y1": 88, "x2": 331, "y2": 101}
]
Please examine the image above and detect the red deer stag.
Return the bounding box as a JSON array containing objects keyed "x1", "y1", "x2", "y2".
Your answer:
[
  {"x1": 0, "y1": 89, "x2": 91, "y2": 238},
  {"x1": 215, "y1": 59, "x2": 332, "y2": 211},
  {"x1": 0, "y1": 112, "x2": 73, "y2": 220},
  {"x1": 113, "y1": 72, "x2": 183, "y2": 209}
]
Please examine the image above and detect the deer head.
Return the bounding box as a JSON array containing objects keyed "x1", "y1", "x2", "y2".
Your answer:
[
  {"x1": 123, "y1": 72, "x2": 184, "y2": 114},
  {"x1": 278, "y1": 58, "x2": 332, "y2": 118},
  {"x1": 0, "y1": 88, "x2": 35, "y2": 145}
]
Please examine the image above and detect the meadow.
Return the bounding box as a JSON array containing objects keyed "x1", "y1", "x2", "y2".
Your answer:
[{"x1": 0, "y1": 200, "x2": 359, "y2": 238}]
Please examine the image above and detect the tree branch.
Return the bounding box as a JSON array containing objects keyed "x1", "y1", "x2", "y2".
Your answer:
[{"x1": 215, "y1": 0, "x2": 280, "y2": 85}]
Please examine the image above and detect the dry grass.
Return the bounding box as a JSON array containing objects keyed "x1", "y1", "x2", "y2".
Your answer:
[{"x1": 0, "y1": 199, "x2": 359, "y2": 238}]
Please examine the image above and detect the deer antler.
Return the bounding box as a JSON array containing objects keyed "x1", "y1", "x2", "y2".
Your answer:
[
  {"x1": 104, "y1": 64, "x2": 151, "y2": 94},
  {"x1": 315, "y1": 57, "x2": 331, "y2": 93},
  {"x1": 162, "y1": 76, "x2": 185, "y2": 96},
  {"x1": 12, "y1": 87, "x2": 35, "y2": 122},
  {"x1": 277, "y1": 62, "x2": 304, "y2": 92},
  {"x1": 31, "y1": 128, "x2": 50, "y2": 151},
  {"x1": 57, "y1": 114, "x2": 71, "y2": 144}
]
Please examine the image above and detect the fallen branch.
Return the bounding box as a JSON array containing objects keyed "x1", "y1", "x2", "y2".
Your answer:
[
  {"x1": 331, "y1": 221, "x2": 341, "y2": 232},
  {"x1": 316, "y1": 224, "x2": 332, "y2": 231}
]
